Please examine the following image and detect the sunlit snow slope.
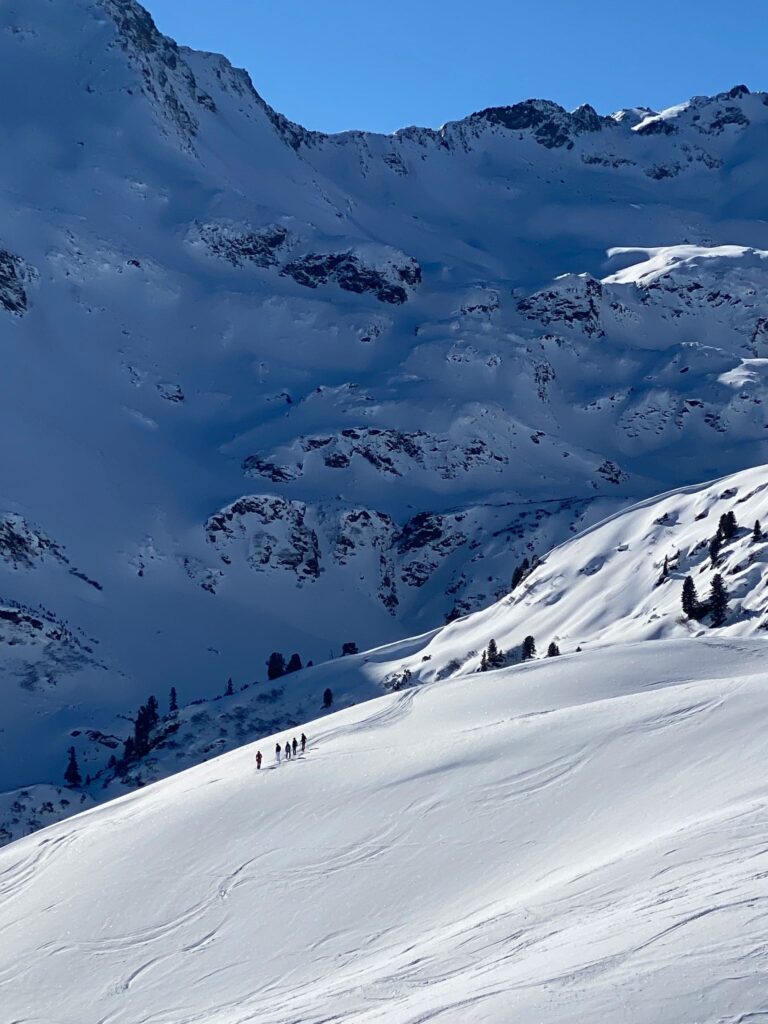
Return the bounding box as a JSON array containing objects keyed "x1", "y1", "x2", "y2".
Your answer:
[
  {"x1": 371, "y1": 464, "x2": 768, "y2": 684},
  {"x1": 3, "y1": 638, "x2": 768, "y2": 1022}
]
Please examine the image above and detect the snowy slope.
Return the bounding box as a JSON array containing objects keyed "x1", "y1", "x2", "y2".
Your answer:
[
  {"x1": 3, "y1": 637, "x2": 768, "y2": 1022},
  {"x1": 365, "y1": 464, "x2": 768, "y2": 689},
  {"x1": 5, "y1": 0, "x2": 768, "y2": 829},
  {"x1": 7, "y1": 456, "x2": 768, "y2": 844}
]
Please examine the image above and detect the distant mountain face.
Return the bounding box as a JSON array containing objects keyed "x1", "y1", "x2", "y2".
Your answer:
[{"x1": 3, "y1": 0, "x2": 768, "y2": 837}]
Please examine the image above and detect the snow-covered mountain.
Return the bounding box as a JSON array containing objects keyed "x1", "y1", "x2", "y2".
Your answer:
[
  {"x1": 354, "y1": 464, "x2": 768, "y2": 689},
  {"x1": 4, "y1": 0, "x2": 768, "y2": 834},
  {"x1": 4, "y1": 637, "x2": 768, "y2": 1022},
  {"x1": 4, "y1": 458, "x2": 767, "y2": 846}
]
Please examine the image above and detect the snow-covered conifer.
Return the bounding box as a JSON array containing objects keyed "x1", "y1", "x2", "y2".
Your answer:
[
  {"x1": 682, "y1": 575, "x2": 699, "y2": 618},
  {"x1": 64, "y1": 747, "x2": 82, "y2": 788},
  {"x1": 710, "y1": 574, "x2": 728, "y2": 627},
  {"x1": 521, "y1": 636, "x2": 536, "y2": 661}
]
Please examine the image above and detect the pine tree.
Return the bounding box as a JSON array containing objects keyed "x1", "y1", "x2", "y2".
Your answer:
[
  {"x1": 134, "y1": 705, "x2": 150, "y2": 756},
  {"x1": 286, "y1": 654, "x2": 303, "y2": 674},
  {"x1": 521, "y1": 635, "x2": 536, "y2": 661},
  {"x1": 146, "y1": 695, "x2": 159, "y2": 728},
  {"x1": 132, "y1": 696, "x2": 159, "y2": 758},
  {"x1": 710, "y1": 573, "x2": 729, "y2": 627},
  {"x1": 225, "y1": 677, "x2": 234, "y2": 696},
  {"x1": 266, "y1": 652, "x2": 286, "y2": 680},
  {"x1": 709, "y1": 532, "x2": 723, "y2": 567},
  {"x1": 546, "y1": 641, "x2": 560, "y2": 657},
  {"x1": 64, "y1": 747, "x2": 82, "y2": 788},
  {"x1": 754, "y1": 519, "x2": 762, "y2": 542},
  {"x1": 510, "y1": 557, "x2": 531, "y2": 591},
  {"x1": 323, "y1": 687, "x2": 333, "y2": 708},
  {"x1": 169, "y1": 686, "x2": 178, "y2": 713},
  {"x1": 719, "y1": 511, "x2": 737, "y2": 540},
  {"x1": 681, "y1": 575, "x2": 699, "y2": 618},
  {"x1": 655, "y1": 554, "x2": 670, "y2": 587},
  {"x1": 480, "y1": 639, "x2": 504, "y2": 669}
]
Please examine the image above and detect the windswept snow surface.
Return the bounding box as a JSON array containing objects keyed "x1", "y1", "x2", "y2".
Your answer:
[{"x1": 3, "y1": 638, "x2": 768, "y2": 1022}]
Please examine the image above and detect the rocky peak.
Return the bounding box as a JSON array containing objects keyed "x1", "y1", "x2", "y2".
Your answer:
[
  {"x1": 98, "y1": 0, "x2": 211, "y2": 142},
  {"x1": 466, "y1": 98, "x2": 615, "y2": 149}
]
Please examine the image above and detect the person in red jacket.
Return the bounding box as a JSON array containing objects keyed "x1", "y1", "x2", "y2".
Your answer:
[{"x1": 255, "y1": 750, "x2": 262, "y2": 770}]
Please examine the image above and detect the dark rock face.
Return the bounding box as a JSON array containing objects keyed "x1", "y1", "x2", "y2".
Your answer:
[
  {"x1": 518, "y1": 276, "x2": 604, "y2": 337},
  {"x1": 704, "y1": 105, "x2": 750, "y2": 134},
  {"x1": 0, "y1": 515, "x2": 104, "y2": 591},
  {"x1": 195, "y1": 223, "x2": 290, "y2": 268},
  {"x1": 99, "y1": 0, "x2": 214, "y2": 142},
  {"x1": 0, "y1": 515, "x2": 66, "y2": 568},
  {"x1": 206, "y1": 496, "x2": 321, "y2": 583},
  {"x1": 244, "y1": 428, "x2": 508, "y2": 482},
  {"x1": 333, "y1": 509, "x2": 399, "y2": 613},
  {"x1": 242, "y1": 457, "x2": 301, "y2": 483},
  {"x1": 156, "y1": 381, "x2": 184, "y2": 402},
  {"x1": 636, "y1": 118, "x2": 679, "y2": 136},
  {"x1": 644, "y1": 162, "x2": 682, "y2": 180},
  {"x1": 0, "y1": 602, "x2": 99, "y2": 689},
  {"x1": 396, "y1": 512, "x2": 468, "y2": 588},
  {"x1": 282, "y1": 251, "x2": 421, "y2": 304},
  {"x1": 473, "y1": 99, "x2": 611, "y2": 149},
  {"x1": 0, "y1": 249, "x2": 31, "y2": 315},
  {"x1": 596, "y1": 460, "x2": 630, "y2": 486}
]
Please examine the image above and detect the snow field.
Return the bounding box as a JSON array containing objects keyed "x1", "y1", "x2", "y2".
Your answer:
[{"x1": 2, "y1": 637, "x2": 768, "y2": 1022}]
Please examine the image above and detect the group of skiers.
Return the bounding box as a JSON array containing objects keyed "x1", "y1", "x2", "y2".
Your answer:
[{"x1": 254, "y1": 732, "x2": 307, "y2": 769}]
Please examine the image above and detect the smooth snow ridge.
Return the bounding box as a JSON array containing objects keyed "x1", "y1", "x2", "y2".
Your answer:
[{"x1": 2, "y1": 638, "x2": 768, "y2": 1022}]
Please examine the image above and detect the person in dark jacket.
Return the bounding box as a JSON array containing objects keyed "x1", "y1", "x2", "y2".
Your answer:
[
  {"x1": 301, "y1": 733, "x2": 307, "y2": 753},
  {"x1": 292, "y1": 737, "x2": 298, "y2": 757},
  {"x1": 285, "y1": 741, "x2": 291, "y2": 761},
  {"x1": 255, "y1": 750, "x2": 262, "y2": 769},
  {"x1": 275, "y1": 743, "x2": 281, "y2": 764}
]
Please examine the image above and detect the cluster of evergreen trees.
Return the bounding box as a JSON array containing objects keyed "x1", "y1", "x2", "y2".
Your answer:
[
  {"x1": 65, "y1": 665, "x2": 340, "y2": 788},
  {"x1": 478, "y1": 634, "x2": 560, "y2": 671},
  {"x1": 677, "y1": 506, "x2": 756, "y2": 627},
  {"x1": 266, "y1": 652, "x2": 306, "y2": 679},
  {"x1": 709, "y1": 511, "x2": 738, "y2": 566},
  {"x1": 123, "y1": 695, "x2": 160, "y2": 761},
  {"x1": 682, "y1": 574, "x2": 729, "y2": 626}
]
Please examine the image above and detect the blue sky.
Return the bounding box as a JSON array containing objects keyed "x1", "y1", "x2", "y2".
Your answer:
[{"x1": 148, "y1": 0, "x2": 767, "y2": 134}]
